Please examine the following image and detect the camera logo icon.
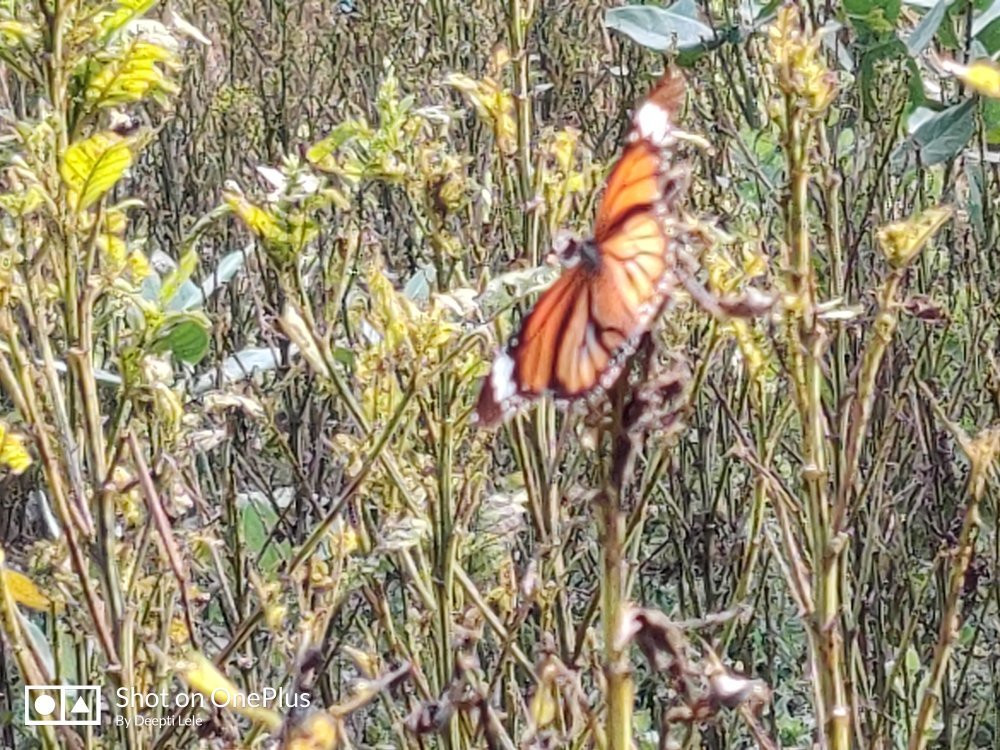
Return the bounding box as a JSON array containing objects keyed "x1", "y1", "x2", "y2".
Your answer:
[{"x1": 24, "y1": 685, "x2": 101, "y2": 726}]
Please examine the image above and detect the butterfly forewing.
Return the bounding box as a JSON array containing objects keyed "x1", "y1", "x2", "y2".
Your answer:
[
  {"x1": 474, "y1": 70, "x2": 687, "y2": 427},
  {"x1": 594, "y1": 142, "x2": 664, "y2": 243}
]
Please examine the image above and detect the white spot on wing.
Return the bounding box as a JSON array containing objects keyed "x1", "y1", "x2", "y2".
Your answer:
[
  {"x1": 491, "y1": 350, "x2": 517, "y2": 403},
  {"x1": 634, "y1": 101, "x2": 672, "y2": 146}
]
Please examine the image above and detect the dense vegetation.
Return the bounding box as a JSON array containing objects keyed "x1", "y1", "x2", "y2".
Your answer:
[{"x1": 2, "y1": 0, "x2": 1000, "y2": 748}]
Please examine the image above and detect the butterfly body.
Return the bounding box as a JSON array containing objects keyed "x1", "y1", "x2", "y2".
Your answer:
[{"x1": 475, "y1": 71, "x2": 689, "y2": 428}]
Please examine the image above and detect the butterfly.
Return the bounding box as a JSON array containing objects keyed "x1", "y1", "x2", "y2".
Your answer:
[{"x1": 474, "y1": 70, "x2": 690, "y2": 428}]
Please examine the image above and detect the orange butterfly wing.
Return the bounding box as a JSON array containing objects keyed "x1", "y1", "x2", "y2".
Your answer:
[{"x1": 475, "y1": 71, "x2": 686, "y2": 427}]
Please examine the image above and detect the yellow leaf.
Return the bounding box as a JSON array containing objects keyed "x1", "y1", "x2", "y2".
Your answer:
[
  {"x1": 306, "y1": 120, "x2": 372, "y2": 172},
  {"x1": 0, "y1": 423, "x2": 31, "y2": 475},
  {"x1": 1, "y1": 569, "x2": 50, "y2": 611},
  {"x1": 127, "y1": 251, "x2": 152, "y2": 281},
  {"x1": 87, "y1": 40, "x2": 179, "y2": 107},
  {"x1": 224, "y1": 193, "x2": 281, "y2": 240},
  {"x1": 99, "y1": 0, "x2": 157, "y2": 38},
  {"x1": 876, "y1": 205, "x2": 953, "y2": 269},
  {"x1": 280, "y1": 304, "x2": 328, "y2": 376},
  {"x1": 175, "y1": 651, "x2": 283, "y2": 730},
  {"x1": 940, "y1": 57, "x2": 1000, "y2": 99},
  {"x1": 0, "y1": 20, "x2": 41, "y2": 47},
  {"x1": 97, "y1": 233, "x2": 128, "y2": 270},
  {"x1": 60, "y1": 133, "x2": 133, "y2": 211}
]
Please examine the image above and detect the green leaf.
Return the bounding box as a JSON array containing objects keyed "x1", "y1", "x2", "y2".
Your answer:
[
  {"x1": 983, "y1": 97, "x2": 1000, "y2": 143},
  {"x1": 153, "y1": 316, "x2": 210, "y2": 364},
  {"x1": 972, "y1": 0, "x2": 1000, "y2": 36},
  {"x1": 605, "y1": 1, "x2": 714, "y2": 52},
  {"x1": 846, "y1": 0, "x2": 902, "y2": 34},
  {"x1": 59, "y1": 133, "x2": 133, "y2": 211},
  {"x1": 239, "y1": 500, "x2": 290, "y2": 572},
  {"x1": 857, "y1": 38, "x2": 907, "y2": 114},
  {"x1": 904, "y1": 0, "x2": 947, "y2": 54},
  {"x1": 911, "y1": 98, "x2": 975, "y2": 164}
]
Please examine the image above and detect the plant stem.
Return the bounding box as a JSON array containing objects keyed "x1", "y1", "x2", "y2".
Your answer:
[{"x1": 783, "y1": 94, "x2": 849, "y2": 749}]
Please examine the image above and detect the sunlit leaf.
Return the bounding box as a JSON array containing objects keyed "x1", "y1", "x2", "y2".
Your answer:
[
  {"x1": 2, "y1": 569, "x2": 50, "y2": 610},
  {"x1": 87, "y1": 39, "x2": 180, "y2": 108},
  {"x1": 60, "y1": 133, "x2": 133, "y2": 211},
  {"x1": 100, "y1": 0, "x2": 157, "y2": 38},
  {"x1": 0, "y1": 423, "x2": 31, "y2": 474},
  {"x1": 876, "y1": 204, "x2": 952, "y2": 268},
  {"x1": 175, "y1": 650, "x2": 282, "y2": 729},
  {"x1": 306, "y1": 120, "x2": 373, "y2": 172},
  {"x1": 0, "y1": 20, "x2": 41, "y2": 47}
]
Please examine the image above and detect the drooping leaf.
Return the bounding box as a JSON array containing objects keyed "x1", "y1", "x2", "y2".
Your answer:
[
  {"x1": 605, "y1": 1, "x2": 715, "y2": 52},
  {"x1": 59, "y1": 133, "x2": 133, "y2": 211},
  {"x1": 904, "y1": 0, "x2": 947, "y2": 55},
  {"x1": 168, "y1": 9, "x2": 211, "y2": 45},
  {"x1": 910, "y1": 98, "x2": 976, "y2": 164}
]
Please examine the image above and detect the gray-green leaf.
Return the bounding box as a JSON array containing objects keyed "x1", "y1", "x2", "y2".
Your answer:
[
  {"x1": 605, "y1": 1, "x2": 714, "y2": 52},
  {"x1": 904, "y1": 0, "x2": 947, "y2": 55},
  {"x1": 911, "y1": 98, "x2": 975, "y2": 165}
]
